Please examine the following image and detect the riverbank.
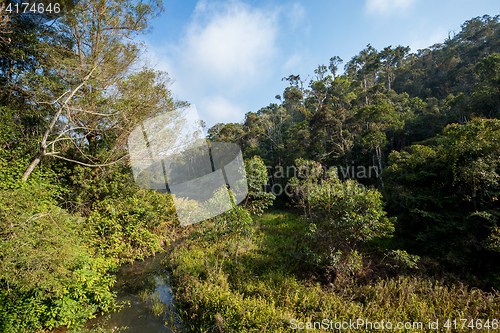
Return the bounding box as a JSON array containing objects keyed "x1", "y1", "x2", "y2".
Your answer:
[
  {"x1": 85, "y1": 253, "x2": 184, "y2": 332},
  {"x1": 53, "y1": 252, "x2": 187, "y2": 333}
]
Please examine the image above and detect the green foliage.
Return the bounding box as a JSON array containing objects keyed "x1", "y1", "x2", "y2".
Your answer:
[
  {"x1": 65, "y1": 164, "x2": 177, "y2": 262},
  {"x1": 393, "y1": 15, "x2": 500, "y2": 100},
  {"x1": 0, "y1": 184, "x2": 116, "y2": 332},
  {"x1": 323, "y1": 248, "x2": 364, "y2": 278},
  {"x1": 169, "y1": 211, "x2": 500, "y2": 333},
  {"x1": 208, "y1": 123, "x2": 245, "y2": 143},
  {"x1": 384, "y1": 118, "x2": 500, "y2": 280},
  {"x1": 193, "y1": 193, "x2": 254, "y2": 247},
  {"x1": 86, "y1": 194, "x2": 164, "y2": 261},
  {"x1": 86, "y1": 190, "x2": 176, "y2": 262},
  {"x1": 4, "y1": 9, "x2": 500, "y2": 332},
  {"x1": 385, "y1": 249, "x2": 420, "y2": 269},
  {"x1": 288, "y1": 159, "x2": 394, "y2": 249},
  {"x1": 244, "y1": 156, "x2": 275, "y2": 215},
  {"x1": 190, "y1": 187, "x2": 255, "y2": 279},
  {"x1": 484, "y1": 227, "x2": 500, "y2": 252},
  {"x1": 0, "y1": 147, "x2": 63, "y2": 193},
  {"x1": 203, "y1": 15, "x2": 500, "y2": 199},
  {"x1": 0, "y1": 147, "x2": 178, "y2": 333}
]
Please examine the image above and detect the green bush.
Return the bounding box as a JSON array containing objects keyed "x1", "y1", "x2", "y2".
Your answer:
[
  {"x1": 323, "y1": 248, "x2": 364, "y2": 277},
  {"x1": 0, "y1": 146, "x2": 63, "y2": 195},
  {"x1": 288, "y1": 158, "x2": 394, "y2": 249},
  {"x1": 384, "y1": 118, "x2": 500, "y2": 281},
  {"x1": 385, "y1": 249, "x2": 420, "y2": 269},
  {"x1": 67, "y1": 164, "x2": 177, "y2": 262},
  {"x1": 0, "y1": 184, "x2": 117, "y2": 332},
  {"x1": 243, "y1": 156, "x2": 275, "y2": 215},
  {"x1": 86, "y1": 189, "x2": 176, "y2": 262}
]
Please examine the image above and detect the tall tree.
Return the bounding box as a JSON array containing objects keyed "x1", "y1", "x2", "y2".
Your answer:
[
  {"x1": 21, "y1": 0, "x2": 182, "y2": 181},
  {"x1": 328, "y1": 55, "x2": 343, "y2": 78},
  {"x1": 345, "y1": 44, "x2": 380, "y2": 105},
  {"x1": 379, "y1": 45, "x2": 410, "y2": 91}
]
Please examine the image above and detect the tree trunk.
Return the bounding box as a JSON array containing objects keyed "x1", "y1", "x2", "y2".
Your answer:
[
  {"x1": 364, "y1": 76, "x2": 368, "y2": 105},
  {"x1": 21, "y1": 153, "x2": 43, "y2": 181},
  {"x1": 21, "y1": 66, "x2": 97, "y2": 182},
  {"x1": 376, "y1": 147, "x2": 384, "y2": 188}
]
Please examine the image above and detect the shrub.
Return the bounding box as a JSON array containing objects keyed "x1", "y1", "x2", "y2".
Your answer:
[
  {"x1": 0, "y1": 184, "x2": 116, "y2": 332},
  {"x1": 169, "y1": 211, "x2": 500, "y2": 333},
  {"x1": 86, "y1": 189, "x2": 176, "y2": 262},
  {"x1": 65, "y1": 163, "x2": 177, "y2": 262},
  {"x1": 385, "y1": 249, "x2": 420, "y2": 269},
  {"x1": 244, "y1": 156, "x2": 275, "y2": 215},
  {"x1": 288, "y1": 159, "x2": 394, "y2": 249},
  {"x1": 324, "y1": 248, "x2": 364, "y2": 278}
]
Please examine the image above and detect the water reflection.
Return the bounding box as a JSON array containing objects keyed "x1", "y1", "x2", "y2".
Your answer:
[{"x1": 85, "y1": 254, "x2": 186, "y2": 333}]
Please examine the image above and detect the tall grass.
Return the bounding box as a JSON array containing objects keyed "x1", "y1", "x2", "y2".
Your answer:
[
  {"x1": 139, "y1": 288, "x2": 186, "y2": 332},
  {"x1": 139, "y1": 290, "x2": 168, "y2": 317},
  {"x1": 167, "y1": 211, "x2": 500, "y2": 332}
]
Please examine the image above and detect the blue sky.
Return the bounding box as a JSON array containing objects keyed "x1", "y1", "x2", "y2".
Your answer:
[{"x1": 139, "y1": 0, "x2": 500, "y2": 129}]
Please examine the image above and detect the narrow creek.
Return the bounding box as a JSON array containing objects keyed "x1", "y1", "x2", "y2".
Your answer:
[{"x1": 84, "y1": 253, "x2": 188, "y2": 332}]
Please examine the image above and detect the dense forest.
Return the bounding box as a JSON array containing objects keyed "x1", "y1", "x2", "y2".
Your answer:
[{"x1": 1, "y1": 0, "x2": 500, "y2": 331}]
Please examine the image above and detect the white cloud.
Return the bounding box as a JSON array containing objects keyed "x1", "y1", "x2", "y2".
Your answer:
[
  {"x1": 409, "y1": 27, "x2": 448, "y2": 52},
  {"x1": 200, "y1": 96, "x2": 246, "y2": 123},
  {"x1": 364, "y1": 0, "x2": 418, "y2": 15},
  {"x1": 283, "y1": 53, "x2": 302, "y2": 71},
  {"x1": 181, "y1": 0, "x2": 278, "y2": 89},
  {"x1": 285, "y1": 2, "x2": 307, "y2": 31},
  {"x1": 148, "y1": 0, "x2": 283, "y2": 127}
]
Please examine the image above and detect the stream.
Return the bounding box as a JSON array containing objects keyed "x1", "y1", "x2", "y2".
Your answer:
[{"x1": 83, "y1": 253, "x2": 187, "y2": 333}]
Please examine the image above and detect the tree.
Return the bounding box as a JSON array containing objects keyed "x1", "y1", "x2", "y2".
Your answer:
[
  {"x1": 379, "y1": 46, "x2": 410, "y2": 91},
  {"x1": 288, "y1": 158, "x2": 394, "y2": 250},
  {"x1": 208, "y1": 122, "x2": 244, "y2": 144},
  {"x1": 0, "y1": 2, "x2": 70, "y2": 152},
  {"x1": 282, "y1": 74, "x2": 309, "y2": 99},
  {"x1": 345, "y1": 44, "x2": 379, "y2": 105},
  {"x1": 472, "y1": 53, "x2": 500, "y2": 118},
  {"x1": 379, "y1": 46, "x2": 396, "y2": 91},
  {"x1": 383, "y1": 119, "x2": 500, "y2": 275},
  {"x1": 308, "y1": 64, "x2": 333, "y2": 115},
  {"x1": 354, "y1": 100, "x2": 404, "y2": 186},
  {"x1": 328, "y1": 56, "x2": 343, "y2": 78},
  {"x1": 21, "y1": 0, "x2": 177, "y2": 181},
  {"x1": 282, "y1": 85, "x2": 305, "y2": 127},
  {"x1": 243, "y1": 156, "x2": 275, "y2": 215}
]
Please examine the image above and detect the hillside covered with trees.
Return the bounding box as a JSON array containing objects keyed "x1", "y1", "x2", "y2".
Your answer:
[
  {"x1": 207, "y1": 13, "x2": 500, "y2": 287},
  {"x1": 1, "y1": 0, "x2": 500, "y2": 331}
]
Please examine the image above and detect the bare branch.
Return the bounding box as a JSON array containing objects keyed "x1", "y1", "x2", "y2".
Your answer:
[
  {"x1": 50, "y1": 126, "x2": 90, "y2": 141},
  {"x1": 66, "y1": 106, "x2": 120, "y2": 117},
  {"x1": 40, "y1": 65, "x2": 98, "y2": 150},
  {"x1": 47, "y1": 135, "x2": 87, "y2": 146},
  {"x1": 22, "y1": 66, "x2": 98, "y2": 181},
  {"x1": 49, "y1": 153, "x2": 129, "y2": 167}
]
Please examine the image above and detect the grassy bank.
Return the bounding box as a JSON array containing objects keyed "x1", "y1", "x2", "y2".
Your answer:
[{"x1": 167, "y1": 210, "x2": 500, "y2": 332}]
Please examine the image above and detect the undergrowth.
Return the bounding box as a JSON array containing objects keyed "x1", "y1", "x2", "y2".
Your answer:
[{"x1": 167, "y1": 210, "x2": 500, "y2": 332}]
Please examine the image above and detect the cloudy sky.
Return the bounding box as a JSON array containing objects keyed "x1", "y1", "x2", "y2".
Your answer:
[{"x1": 140, "y1": 0, "x2": 500, "y2": 129}]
